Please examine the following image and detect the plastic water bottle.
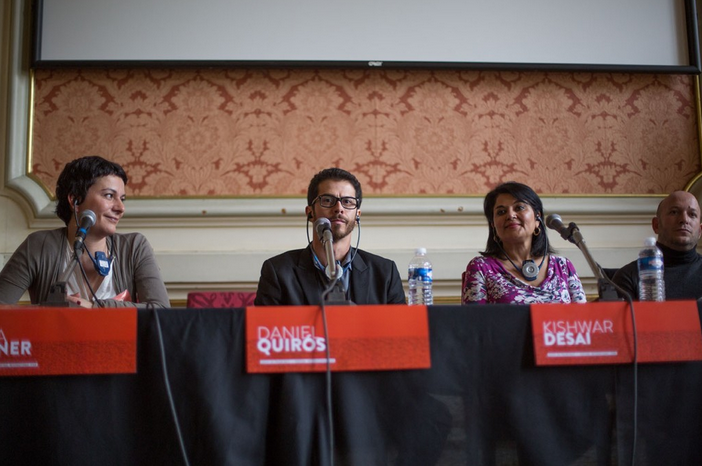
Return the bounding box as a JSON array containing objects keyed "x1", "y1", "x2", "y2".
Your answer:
[
  {"x1": 637, "y1": 237, "x2": 665, "y2": 301},
  {"x1": 408, "y1": 248, "x2": 433, "y2": 305}
]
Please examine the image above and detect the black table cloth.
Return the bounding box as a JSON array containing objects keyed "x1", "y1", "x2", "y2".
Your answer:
[{"x1": 2, "y1": 305, "x2": 701, "y2": 465}]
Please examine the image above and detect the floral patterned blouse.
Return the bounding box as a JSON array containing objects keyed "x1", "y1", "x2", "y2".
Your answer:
[{"x1": 461, "y1": 255, "x2": 587, "y2": 304}]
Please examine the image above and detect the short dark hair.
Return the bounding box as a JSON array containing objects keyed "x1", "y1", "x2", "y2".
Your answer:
[
  {"x1": 481, "y1": 181, "x2": 554, "y2": 257},
  {"x1": 306, "y1": 168, "x2": 362, "y2": 207},
  {"x1": 55, "y1": 156, "x2": 128, "y2": 225}
]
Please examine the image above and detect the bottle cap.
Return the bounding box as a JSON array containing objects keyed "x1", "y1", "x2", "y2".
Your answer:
[
  {"x1": 415, "y1": 247, "x2": 427, "y2": 255},
  {"x1": 644, "y1": 237, "x2": 656, "y2": 247}
]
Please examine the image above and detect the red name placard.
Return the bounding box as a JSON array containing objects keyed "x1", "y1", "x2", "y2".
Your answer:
[
  {"x1": 0, "y1": 307, "x2": 137, "y2": 376},
  {"x1": 531, "y1": 300, "x2": 702, "y2": 366},
  {"x1": 246, "y1": 305, "x2": 430, "y2": 373}
]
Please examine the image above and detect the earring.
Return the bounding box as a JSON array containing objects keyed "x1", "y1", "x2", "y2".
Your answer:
[{"x1": 533, "y1": 226, "x2": 541, "y2": 236}]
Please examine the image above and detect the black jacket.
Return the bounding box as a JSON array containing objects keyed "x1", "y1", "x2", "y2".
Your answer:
[{"x1": 254, "y1": 245, "x2": 406, "y2": 305}]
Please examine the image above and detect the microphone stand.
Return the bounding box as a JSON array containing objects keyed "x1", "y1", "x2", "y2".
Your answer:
[
  {"x1": 561, "y1": 223, "x2": 619, "y2": 301},
  {"x1": 320, "y1": 246, "x2": 355, "y2": 305},
  {"x1": 324, "y1": 281, "x2": 352, "y2": 305},
  {"x1": 44, "y1": 247, "x2": 83, "y2": 307},
  {"x1": 323, "y1": 263, "x2": 355, "y2": 306},
  {"x1": 318, "y1": 225, "x2": 355, "y2": 306},
  {"x1": 322, "y1": 264, "x2": 356, "y2": 306}
]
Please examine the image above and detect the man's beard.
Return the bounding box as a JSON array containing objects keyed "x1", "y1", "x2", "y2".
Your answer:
[
  {"x1": 332, "y1": 219, "x2": 355, "y2": 242},
  {"x1": 661, "y1": 231, "x2": 699, "y2": 251}
]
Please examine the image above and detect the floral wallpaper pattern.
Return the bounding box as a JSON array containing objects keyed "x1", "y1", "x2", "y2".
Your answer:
[{"x1": 31, "y1": 69, "x2": 699, "y2": 197}]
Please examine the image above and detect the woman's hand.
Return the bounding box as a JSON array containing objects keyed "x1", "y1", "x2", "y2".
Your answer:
[{"x1": 67, "y1": 293, "x2": 94, "y2": 308}]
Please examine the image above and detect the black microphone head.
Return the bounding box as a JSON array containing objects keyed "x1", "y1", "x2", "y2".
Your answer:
[
  {"x1": 313, "y1": 217, "x2": 331, "y2": 238},
  {"x1": 545, "y1": 213, "x2": 563, "y2": 230},
  {"x1": 79, "y1": 209, "x2": 97, "y2": 229}
]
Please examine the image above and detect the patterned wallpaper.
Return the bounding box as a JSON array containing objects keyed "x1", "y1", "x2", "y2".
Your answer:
[{"x1": 31, "y1": 69, "x2": 700, "y2": 197}]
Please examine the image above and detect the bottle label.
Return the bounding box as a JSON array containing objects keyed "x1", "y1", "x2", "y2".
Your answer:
[
  {"x1": 412, "y1": 267, "x2": 432, "y2": 284},
  {"x1": 638, "y1": 256, "x2": 663, "y2": 272}
]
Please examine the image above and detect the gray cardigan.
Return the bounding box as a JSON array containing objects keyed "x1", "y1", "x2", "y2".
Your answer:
[{"x1": 0, "y1": 228, "x2": 170, "y2": 308}]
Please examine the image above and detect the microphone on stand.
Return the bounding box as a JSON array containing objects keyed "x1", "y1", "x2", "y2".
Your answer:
[
  {"x1": 44, "y1": 209, "x2": 96, "y2": 306},
  {"x1": 74, "y1": 210, "x2": 96, "y2": 253},
  {"x1": 545, "y1": 213, "x2": 579, "y2": 244},
  {"x1": 314, "y1": 218, "x2": 342, "y2": 280},
  {"x1": 546, "y1": 213, "x2": 619, "y2": 301}
]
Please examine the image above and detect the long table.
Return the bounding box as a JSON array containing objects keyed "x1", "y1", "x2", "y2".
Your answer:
[{"x1": 1, "y1": 305, "x2": 701, "y2": 466}]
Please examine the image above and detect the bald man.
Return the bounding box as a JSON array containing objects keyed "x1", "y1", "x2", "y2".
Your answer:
[{"x1": 613, "y1": 191, "x2": 702, "y2": 300}]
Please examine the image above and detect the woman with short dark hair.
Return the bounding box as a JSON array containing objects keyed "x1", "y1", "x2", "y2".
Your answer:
[
  {"x1": 0, "y1": 155, "x2": 170, "y2": 308},
  {"x1": 462, "y1": 181, "x2": 586, "y2": 304}
]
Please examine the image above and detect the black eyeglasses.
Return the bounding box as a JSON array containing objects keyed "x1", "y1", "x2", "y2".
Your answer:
[{"x1": 314, "y1": 194, "x2": 360, "y2": 209}]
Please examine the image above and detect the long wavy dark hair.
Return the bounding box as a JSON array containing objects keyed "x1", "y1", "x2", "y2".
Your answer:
[
  {"x1": 55, "y1": 156, "x2": 128, "y2": 225},
  {"x1": 480, "y1": 181, "x2": 555, "y2": 258}
]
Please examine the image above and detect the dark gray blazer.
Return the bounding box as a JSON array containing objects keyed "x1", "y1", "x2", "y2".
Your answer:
[{"x1": 254, "y1": 245, "x2": 406, "y2": 306}]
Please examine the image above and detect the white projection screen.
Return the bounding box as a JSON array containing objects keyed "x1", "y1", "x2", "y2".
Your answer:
[{"x1": 33, "y1": 0, "x2": 701, "y2": 72}]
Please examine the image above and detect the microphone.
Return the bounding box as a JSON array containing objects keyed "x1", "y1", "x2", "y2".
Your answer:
[
  {"x1": 314, "y1": 218, "x2": 342, "y2": 280},
  {"x1": 545, "y1": 213, "x2": 577, "y2": 244},
  {"x1": 545, "y1": 213, "x2": 617, "y2": 300},
  {"x1": 74, "y1": 210, "x2": 96, "y2": 253}
]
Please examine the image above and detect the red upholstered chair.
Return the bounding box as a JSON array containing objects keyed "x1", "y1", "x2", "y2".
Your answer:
[{"x1": 186, "y1": 291, "x2": 257, "y2": 308}]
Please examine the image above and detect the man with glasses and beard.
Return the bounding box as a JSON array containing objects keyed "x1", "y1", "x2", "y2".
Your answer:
[
  {"x1": 254, "y1": 167, "x2": 406, "y2": 306},
  {"x1": 253, "y1": 168, "x2": 448, "y2": 466}
]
